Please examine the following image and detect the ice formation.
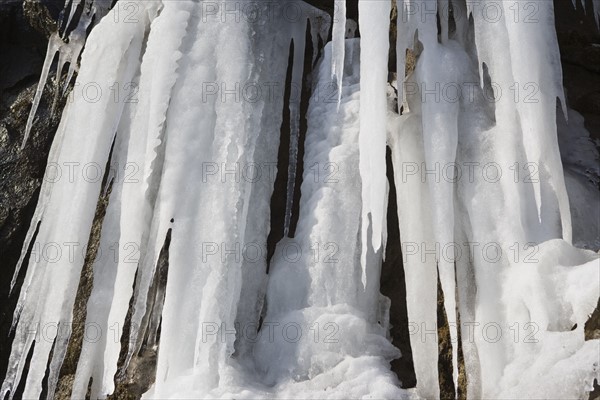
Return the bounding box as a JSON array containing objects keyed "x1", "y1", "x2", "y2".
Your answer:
[
  {"x1": 3, "y1": 0, "x2": 600, "y2": 399},
  {"x1": 331, "y1": 0, "x2": 346, "y2": 104},
  {"x1": 23, "y1": 0, "x2": 112, "y2": 148}
]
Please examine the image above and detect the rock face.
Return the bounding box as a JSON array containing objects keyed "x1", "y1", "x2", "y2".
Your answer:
[
  {"x1": 0, "y1": 1, "x2": 598, "y2": 399},
  {"x1": 0, "y1": 0, "x2": 66, "y2": 384},
  {"x1": 554, "y1": 0, "x2": 600, "y2": 141}
]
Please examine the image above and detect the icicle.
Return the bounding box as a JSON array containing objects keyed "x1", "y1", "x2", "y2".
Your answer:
[
  {"x1": 44, "y1": 325, "x2": 70, "y2": 400},
  {"x1": 389, "y1": 92, "x2": 441, "y2": 400},
  {"x1": 9, "y1": 97, "x2": 72, "y2": 294},
  {"x1": 419, "y1": 40, "x2": 469, "y2": 395},
  {"x1": 395, "y1": 1, "x2": 408, "y2": 111},
  {"x1": 283, "y1": 12, "x2": 307, "y2": 237},
  {"x1": 137, "y1": 6, "x2": 259, "y2": 394},
  {"x1": 126, "y1": 208, "x2": 170, "y2": 363},
  {"x1": 332, "y1": 0, "x2": 346, "y2": 105},
  {"x1": 438, "y1": 0, "x2": 449, "y2": 43},
  {"x1": 7, "y1": 0, "x2": 600, "y2": 398},
  {"x1": 101, "y1": 0, "x2": 197, "y2": 383},
  {"x1": 61, "y1": 14, "x2": 92, "y2": 93},
  {"x1": 2, "y1": 5, "x2": 153, "y2": 397},
  {"x1": 66, "y1": 3, "x2": 192, "y2": 396},
  {"x1": 70, "y1": 127, "x2": 127, "y2": 399},
  {"x1": 22, "y1": 0, "x2": 111, "y2": 148},
  {"x1": 64, "y1": 0, "x2": 83, "y2": 33},
  {"x1": 357, "y1": 0, "x2": 390, "y2": 287},
  {"x1": 22, "y1": 33, "x2": 62, "y2": 148},
  {"x1": 283, "y1": 2, "x2": 331, "y2": 237},
  {"x1": 50, "y1": 50, "x2": 67, "y2": 115},
  {"x1": 501, "y1": 0, "x2": 571, "y2": 242},
  {"x1": 450, "y1": 0, "x2": 469, "y2": 47}
]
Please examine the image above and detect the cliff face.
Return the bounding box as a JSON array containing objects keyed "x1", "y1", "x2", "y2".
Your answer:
[{"x1": 0, "y1": 1, "x2": 598, "y2": 399}]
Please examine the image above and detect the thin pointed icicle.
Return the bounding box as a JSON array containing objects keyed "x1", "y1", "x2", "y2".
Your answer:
[
  {"x1": 284, "y1": 15, "x2": 308, "y2": 237},
  {"x1": 22, "y1": 33, "x2": 62, "y2": 148},
  {"x1": 44, "y1": 325, "x2": 70, "y2": 400},
  {"x1": 9, "y1": 98, "x2": 71, "y2": 293},
  {"x1": 50, "y1": 50, "x2": 68, "y2": 115},
  {"x1": 282, "y1": 2, "x2": 330, "y2": 238},
  {"x1": 358, "y1": 0, "x2": 390, "y2": 286},
  {"x1": 61, "y1": 14, "x2": 92, "y2": 93},
  {"x1": 501, "y1": 0, "x2": 572, "y2": 242},
  {"x1": 64, "y1": 0, "x2": 83, "y2": 33},
  {"x1": 332, "y1": 0, "x2": 346, "y2": 105}
]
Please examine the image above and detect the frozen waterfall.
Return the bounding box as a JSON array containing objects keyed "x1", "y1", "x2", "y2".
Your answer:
[{"x1": 2, "y1": 0, "x2": 599, "y2": 399}]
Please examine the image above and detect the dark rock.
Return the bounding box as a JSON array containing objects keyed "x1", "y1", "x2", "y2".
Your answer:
[
  {"x1": 0, "y1": 1, "x2": 45, "y2": 92},
  {"x1": 555, "y1": 0, "x2": 600, "y2": 140},
  {"x1": 22, "y1": 0, "x2": 62, "y2": 38},
  {"x1": 0, "y1": 0, "x2": 62, "y2": 387},
  {"x1": 0, "y1": 75, "x2": 64, "y2": 390}
]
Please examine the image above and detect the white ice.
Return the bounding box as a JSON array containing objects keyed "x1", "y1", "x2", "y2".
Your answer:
[{"x1": 4, "y1": 0, "x2": 600, "y2": 399}]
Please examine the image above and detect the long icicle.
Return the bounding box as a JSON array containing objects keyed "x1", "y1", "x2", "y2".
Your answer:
[
  {"x1": 357, "y1": 0, "x2": 390, "y2": 287},
  {"x1": 332, "y1": 0, "x2": 346, "y2": 106}
]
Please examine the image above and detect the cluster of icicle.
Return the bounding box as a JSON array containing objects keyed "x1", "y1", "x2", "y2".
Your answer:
[
  {"x1": 22, "y1": 0, "x2": 112, "y2": 148},
  {"x1": 2, "y1": 0, "x2": 599, "y2": 399}
]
